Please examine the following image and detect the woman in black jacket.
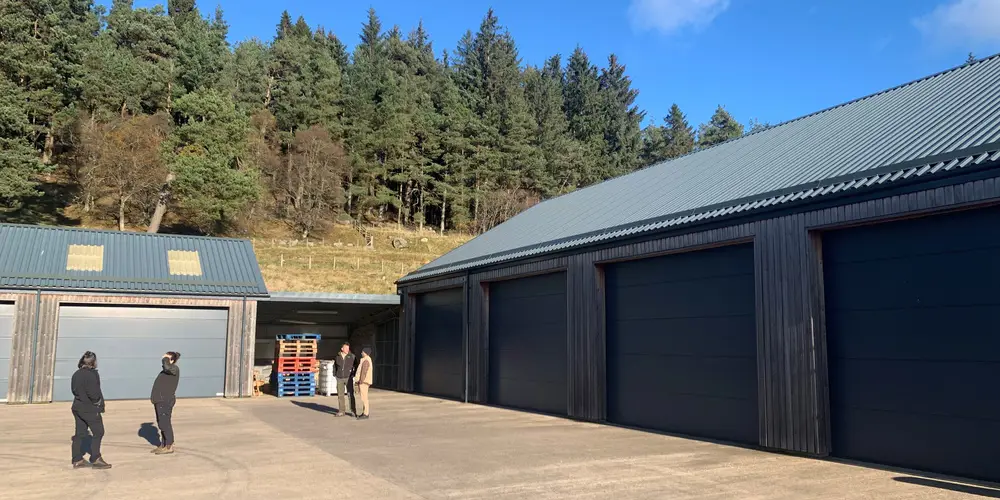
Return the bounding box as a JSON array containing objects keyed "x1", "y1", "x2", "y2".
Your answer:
[{"x1": 71, "y1": 351, "x2": 111, "y2": 469}]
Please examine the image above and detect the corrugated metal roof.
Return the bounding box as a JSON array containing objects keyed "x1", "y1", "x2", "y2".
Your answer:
[
  {"x1": 0, "y1": 224, "x2": 269, "y2": 296},
  {"x1": 401, "y1": 54, "x2": 1000, "y2": 284}
]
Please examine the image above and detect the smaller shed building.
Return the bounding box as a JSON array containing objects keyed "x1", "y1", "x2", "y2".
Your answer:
[{"x1": 0, "y1": 224, "x2": 267, "y2": 404}]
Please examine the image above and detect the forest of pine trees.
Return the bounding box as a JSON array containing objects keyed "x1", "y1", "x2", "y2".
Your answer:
[{"x1": 0, "y1": 1, "x2": 757, "y2": 237}]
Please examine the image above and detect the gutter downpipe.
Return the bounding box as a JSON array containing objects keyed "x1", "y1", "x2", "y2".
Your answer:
[{"x1": 27, "y1": 289, "x2": 41, "y2": 404}]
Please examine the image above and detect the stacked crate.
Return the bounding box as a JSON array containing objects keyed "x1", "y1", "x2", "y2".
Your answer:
[{"x1": 273, "y1": 333, "x2": 320, "y2": 397}]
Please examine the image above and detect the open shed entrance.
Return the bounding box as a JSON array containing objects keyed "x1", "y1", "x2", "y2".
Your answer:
[{"x1": 256, "y1": 292, "x2": 400, "y2": 394}]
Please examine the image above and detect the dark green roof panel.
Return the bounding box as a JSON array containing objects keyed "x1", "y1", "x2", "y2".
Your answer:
[
  {"x1": 402, "y1": 54, "x2": 1000, "y2": 283},
  {"x1": 0, "y1": 224, "x2": 268, "y2": 296}
]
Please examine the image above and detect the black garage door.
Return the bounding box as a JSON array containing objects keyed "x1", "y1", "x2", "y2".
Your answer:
[
  {"x1": 488, "y1": 272, "x2": 567, "y2": 415},
  {"x1": 824, "y1": 206, "x2": 1000, "y2": 482},
  {"x1": 606, "y1": 244, "x2": 758, "y2": 444},
  {"x1": 414, "y1": 288, "x2": 464, "y2": 400},
  {"x1": 53, "y1": 306, "x2": 228, "y2": 401}
]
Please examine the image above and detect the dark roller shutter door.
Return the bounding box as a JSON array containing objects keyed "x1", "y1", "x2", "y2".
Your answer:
[
  {"x1": 414, "y1": 288, "x2": 464, "y2": 400},
  {"x1": 824, "y1": 206, "x2": 1000, "y2": 483},
  {"x1": 53, "y1": 306, "x2": 228, "y2": 401},
  {"x1": 488, "y1": 272, "x2": 567, "y2": 416},
  {"x1": 606, "y1": 244, "x2": 758, "y2": 444}
]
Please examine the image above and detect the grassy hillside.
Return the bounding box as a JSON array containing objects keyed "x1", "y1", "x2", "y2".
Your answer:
[{"x1": 253, "y1": 225, "x2": 471, "y2": 294}]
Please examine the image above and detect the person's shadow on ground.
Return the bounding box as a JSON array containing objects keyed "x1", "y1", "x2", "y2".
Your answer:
[
  {"x1": 138, "y1": 422, "x2": 159, "y2": 447},
  {"x1": 291, "y1": 400, "x2": 345, "y2": 415}
]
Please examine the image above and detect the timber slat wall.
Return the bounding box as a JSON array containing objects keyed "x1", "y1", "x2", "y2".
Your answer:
[
  {"x1": 4, "y1": 293, "x2": 258, "y2": 403},
  {"x1": 3, "y1": 293, "x2": 33, "y2": 403},
  {"x1": 397, "y1": 172, "x2": 1000, "y2": 457}
]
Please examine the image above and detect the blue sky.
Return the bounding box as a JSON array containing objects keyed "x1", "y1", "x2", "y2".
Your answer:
[{"x1": 115, "y1": 0, "x2": 1000, "y2": 128}]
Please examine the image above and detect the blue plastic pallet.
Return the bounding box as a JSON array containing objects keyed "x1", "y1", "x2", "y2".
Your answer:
[
  {"x1": 276, "y1": 381, "x2": 317, "y2": 388},
  {"x1": 276, "y1": 388, "x2": 316, "y2": 397},
  {"x1": 276, "y1": 333, "x2": 322, "y2": 340}
]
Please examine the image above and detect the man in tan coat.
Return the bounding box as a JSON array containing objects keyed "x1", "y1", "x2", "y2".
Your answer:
[{"x1": 355, "y1": 348, "x2": 373, "y2": 420}]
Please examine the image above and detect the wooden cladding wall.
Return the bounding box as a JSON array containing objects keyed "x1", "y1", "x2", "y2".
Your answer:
[
  {"x1": 397, "y1": 173, "x2": 1000, "y2": 457},
  {"x1": 4, "y1": 293, "x2": 258, "y2": 404}
]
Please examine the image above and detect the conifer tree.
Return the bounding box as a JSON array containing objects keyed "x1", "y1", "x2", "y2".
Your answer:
[{"x1": 697, "y1": 105, "x2": 744, "y2": 148}]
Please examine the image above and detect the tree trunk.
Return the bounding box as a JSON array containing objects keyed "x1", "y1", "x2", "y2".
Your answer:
[
  {"x1": 473, "y1": 177, "x2": 480, "y2": 225},
  {"x1": 440, "y1": 192, "x2": 446, "y2": 235},
  {"x1": 42, "y1": 131, "x2": 54, "y2": 164},
  {"x1": 118, "y1": 196, "x2": 127, "y2": 231},
  {"x1": 147, "y1": 173, "x2": 175, "y2": 233},
  {"x1": 418, "y1": 187, "x2": 424, "y2": 232}
]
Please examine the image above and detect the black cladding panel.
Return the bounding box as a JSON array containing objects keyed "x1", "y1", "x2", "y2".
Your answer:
[
  {"x1": 824, "y1": 205, "x2": 1000, "y2": 483},
  {"x1": 606, "y1": 244, "x2": 758, "y2": 444},
  {"x1": 488, "y1": 272, "x2": 568, "y2": 415},
  {"x1": 414, "y1": 288, "x2": 465, "y2": 400}
]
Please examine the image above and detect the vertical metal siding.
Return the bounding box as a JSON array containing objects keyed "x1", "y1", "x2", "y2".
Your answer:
[{"x1": 396, "y1": 173, "x2": 1000, "y2": 457}]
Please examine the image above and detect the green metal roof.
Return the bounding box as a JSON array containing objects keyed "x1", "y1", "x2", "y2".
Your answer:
[
  {"x1": 0, "y1": 224, "x2": 269, "y2": 296},
  {"x1": 401, "y1": 54, "x2": 1000, "y2": 284}
]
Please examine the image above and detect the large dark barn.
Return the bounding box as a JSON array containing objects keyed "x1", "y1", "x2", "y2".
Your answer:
[{"x1": 396, "y1": 55, "x2": 1000, "y2": 482}]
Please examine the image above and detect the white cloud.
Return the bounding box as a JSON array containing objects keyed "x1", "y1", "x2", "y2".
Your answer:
[
  {"x1": 913, "y1": 0, "x2": 1000, "y2": 45},
  {"x1": 628, "y1": 0, "x2": 731, "y2": 35}
]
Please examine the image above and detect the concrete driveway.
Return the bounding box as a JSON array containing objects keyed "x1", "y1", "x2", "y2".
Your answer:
[{"x1": 0, "y1": 390, "x2": 996, "y2": 499}]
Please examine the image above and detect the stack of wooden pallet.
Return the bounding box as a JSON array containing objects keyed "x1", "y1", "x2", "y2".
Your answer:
[{"x1": 273, "y1": 333, "x2": 320, "y2": 397}]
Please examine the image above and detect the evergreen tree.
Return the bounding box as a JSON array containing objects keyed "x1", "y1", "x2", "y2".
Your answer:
[
  {"x1": 453, "y1": 9, "x2": 540, "y2": 221},
  {"x1": 166, "y1": 89, "x2": 260, "y2": 233},
  {"x1": 697, "y1": 105, "x2": 743, "y2": 148},
  {"x1": 0, "y1": 78, "x2": 45, "y2": 208},
  {"x1": 563, "y1": 47, "x2": 602, "y2": 148},
  {"x1": 168, "y1": 1, "x2": 231, "y2": 95},
  {"x1": 225, "y1": 38, "x2": 271, "y2": 113},
  {"x1": 268, "y1": 14, "x2": 342, "y2": 136},
  {"x1": 643, "y1": 103, "x2": 695, "y2": 164},
  {"x1": 524, "y1": 56, "x2": 586, "y2": 195},
  {"x1": 598, "y1": 54, "x2": 644, "y2": 177}
]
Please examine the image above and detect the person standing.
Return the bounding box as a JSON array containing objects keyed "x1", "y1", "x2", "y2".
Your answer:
[
  {"x1": 333, "y1": 342, "x2": 356, "y2": 417},
  {"x1": 355, "y1": 348, "x2": 373, "y2": 420},
  {"x1": 71, "y1": 351, "x2": 111, "y2": 470},
  {"x1": 150, "y1": 351, "x2": 181, "y2": 455}
]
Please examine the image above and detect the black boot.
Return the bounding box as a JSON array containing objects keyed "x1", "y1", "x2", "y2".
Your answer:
[{"x1": 91, "y1": 457, "x2": 112, "y2": 470}]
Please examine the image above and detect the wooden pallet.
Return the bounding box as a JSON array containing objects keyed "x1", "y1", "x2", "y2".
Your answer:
[
  {"x1": 275, "y1": 340, "x2": 318, "y2": 357},
  {"x1": 274, "y1": 357, "x2": 318, "y2": 372}
]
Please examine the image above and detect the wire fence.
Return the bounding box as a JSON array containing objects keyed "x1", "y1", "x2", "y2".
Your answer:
[{"x1": 260, "y1": 253, "x2": 427, "y2": 275}]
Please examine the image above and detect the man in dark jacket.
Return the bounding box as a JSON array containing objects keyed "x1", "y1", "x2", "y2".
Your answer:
[
  {"x1": 150, "y1": 351, "x2": 180, "y2": 454},
  {"x1": 71, "y1": 351, "x2": 111, "y2": 469},
  {"x1": 333, "y1": 342, "x2": 356, "y2": 417}
]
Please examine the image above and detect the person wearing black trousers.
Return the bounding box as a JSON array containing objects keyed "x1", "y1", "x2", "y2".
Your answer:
[
  {"x1": 71, "y1": 351, "x2": 111, "y2": 469},
  {"x1": 150, "y1": 351, "x2": 181, "y2": 455}
]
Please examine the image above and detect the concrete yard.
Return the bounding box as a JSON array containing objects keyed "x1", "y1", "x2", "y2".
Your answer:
[{"x1": 0, "y1": 391, "x2": 997, "y2": 499}]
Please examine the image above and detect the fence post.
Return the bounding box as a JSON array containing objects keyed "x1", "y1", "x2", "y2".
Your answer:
[
  {"x1": 309, "y1": 255, "x2": 312, "y2": 270},
  {"x1": 280, "y1": 254, "x2": 284, "y2": 267},
  {"x1": 356, "y1": 257, "x2": 360, "y2": 270}
]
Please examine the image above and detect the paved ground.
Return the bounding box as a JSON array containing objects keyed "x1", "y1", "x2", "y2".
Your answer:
[{"x1": 0, "y1": 391, "x2": 997, "y2": 499}]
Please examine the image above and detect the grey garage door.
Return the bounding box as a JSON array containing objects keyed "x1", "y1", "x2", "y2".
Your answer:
[
  {"x1": 0, "y1": 303, "x2": 13, "y2": 401},
  {"x1": 414, "y1": 288, "x2": 465, "y2": 400},
  {"x1": 488, "y1": 272, "x2": 567, "y2": 416},
  {"x1": 53, "y1": 306, "x2": 228, "y2": 402},
  {"x1": 824, "y1": 206, "x2": 1000, "y2": 483},
  {"x1": 606, "y1": 244, "x2": 758, "y2": 444}
]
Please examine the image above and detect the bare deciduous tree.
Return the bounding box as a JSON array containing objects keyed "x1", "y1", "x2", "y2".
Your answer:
[
  {"x1": 475, "y1": 187, "x2": 539, "y2": 234},
  {"x1": 272, "y1": 125, "x2": 347, "y2": 239},
  {"x1": 76, "y1": 114, "x2": 171, "y2": 230}
]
